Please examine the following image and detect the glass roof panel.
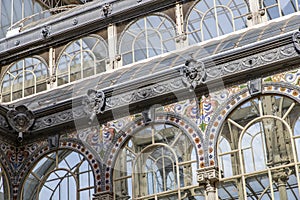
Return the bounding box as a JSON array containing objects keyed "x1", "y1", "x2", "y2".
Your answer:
[
  {"x1": 259, "y1": 20, "x2": 287, "y2": 41},
  {"x1": 96, "y1": 70, "x2": 125, "y2": 89},
  {"x1": 236, "y1": 28, "x2": 264, "y2": 47},
  {"x1": 215, "y1": 35, "x2": 241, "y2": 54},
  {"x1": 284, "y1": 14, "x2": 300, "y2": 32}
]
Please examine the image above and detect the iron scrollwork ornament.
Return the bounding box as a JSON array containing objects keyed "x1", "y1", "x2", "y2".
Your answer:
[
  {"x1": 181, "y1": 58, "x2": 207, "y2": 91},
  {"x1": 292, "y1": 30, "x2": 300, "y2": 54},
  {"x1": 6, "y1": 105, "x2": 35, "y2": 142},
  {"x1": 82, "y1": 89, "x2": 105, "y2": 124}
]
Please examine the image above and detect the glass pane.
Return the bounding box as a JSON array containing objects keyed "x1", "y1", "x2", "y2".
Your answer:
[
  {"x1": 23, "y1": 150, "x2": 94, "y2": 200},
  {"x1": 218, "y1": 180, "x2": 240, "y2": 199},
  {"x1": 120, "y1": 15, "x2": 175, "y2": 65},
  {"x1": 246, "y1": 174, "x2": 270, "y2": 199},
  {"x1": 216, "y1": 7, "x2": 234, "y2": 35},
  {"x1": 57, "y1": 36, "x2": 107, "y2": 85},
  {"x1": 280, "y1": 0, "x2": 297, "y2": 16},
  {"x1": 202, "y1": 9, "x2": 217, "y2": 40},
  {"x1": 187, "y1": 0, "x2": 247, "y2": 44},
  {"x1": 114, "y1": 124, "x2": 197, "y2": 199}
]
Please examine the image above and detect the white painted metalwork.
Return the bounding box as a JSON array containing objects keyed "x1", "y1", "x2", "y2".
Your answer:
[
  {"x1": 217, "y1": 95, "x2": 300, "y2": 199},
  {"x1": 56, "y1": 35, "x2": 108, "y2": 86},
  {"x1": 0, "y1": 57, "x2": 49, "y2": 102},
  {"x1": 113, "y1": 124, "x2": 202, "y2": 199},
  {"x1": 21, "y1": 149, "x2": 95, "y2": 200},
  {"x1": 262, "y1": 0, "x2": 300, "y2": 20},
  {"x1": 119, "y1": 15, "x2": 176, "y2": 66},
  {"x1": 186, "y1": 0, "x2": 249, "y2": 44},
  {"x1": 0, "y1": 165, "x2": 9, "y2": 200}
]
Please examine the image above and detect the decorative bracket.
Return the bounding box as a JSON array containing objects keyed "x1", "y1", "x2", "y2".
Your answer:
[
  {"x1": 197, "y1": 167, "x2": 221, "y2": 200},
  {"x1": 48, "y1": 134, "x2": 60, "y2": 149},
  {"x1": 142, "y1": 108, "x2": 156, "y2": 125},
  {"x1": 82, "y1": 89, "x2": 105, "y2": 123},
  {"x1": 41, "y1": 26, "x2": 51, "y2": 38},
  {"x1": 101, "y1": 3, "x2": 112, "y2": 17},
  {"x1": 181, "y1": 58, "x2": 206, "y2": 91},
  {"x1": 247, "y1": 78, "x2": 262, "y2": 96},
  {"x1": 293, "y1": 30, "x2": 300, "y2": 53},
  {"x1": 46, "y1": 75, "x2": 56, "y2": 85},
  {"x1": 197, "y1": 166, "x2": 219, "y2": 184},
  {"x1": 6, "y1": 105, "x2": 35, "y2": 142}
]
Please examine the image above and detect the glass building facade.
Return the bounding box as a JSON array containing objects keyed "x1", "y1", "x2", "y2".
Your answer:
[{"x1": 0, "y1": 0, "x2": 300, "y2": 199}]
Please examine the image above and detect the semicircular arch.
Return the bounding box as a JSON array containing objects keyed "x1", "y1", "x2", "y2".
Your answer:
[
  {"x1": 104, "y1": 112, "x2": 204, "y2": 193},
  {"x1": 18, "y1": 138, "x2": 103, "y2": 199},
  {"x1": 206, "y1": 82, "x2": 300, "y2": 168}
]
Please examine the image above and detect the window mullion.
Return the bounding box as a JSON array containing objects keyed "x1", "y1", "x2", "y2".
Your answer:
[
  {"x1": 80, "y1": 39, "x2": 84, "y2": 80},
  {"x1": 214, "y1": 0, "x2": 219, "y2": 37},
  {"x1": 22, "y1": 60, "x2": 25, "y2": 98},
  {"x1": 145, "y1": 18, "x2": 149, "y2": 58},
  {"x1": 278, "y1": 0, "x2": 282, "y2": 17}
]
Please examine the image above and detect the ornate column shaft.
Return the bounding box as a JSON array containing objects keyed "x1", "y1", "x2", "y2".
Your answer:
[
  {"x1": 197, "y1": 167, "x2": 219, "y2": 200},
  {"x1": 272, "y1": 168, "x2": 291, "y2": 200}
]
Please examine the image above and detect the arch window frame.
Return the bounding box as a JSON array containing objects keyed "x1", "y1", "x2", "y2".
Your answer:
[
  {"x1": 0, "y1": 0, "x2": 45, "y2": 39},
  {"x1": 186, "y1": 0, "x2": 249, "y2": 44},
  {"x1": 118, "y1": 14, "x2": 177, "y2": 66},
  {"x1": 217, "y1": 94, "x2": 300, "y2": 199},
  {"x1": 56, "y1": 35, "x2": 108, "y2": 86},
  {"x1": 0, "y1": 56, "x2": 49, "y2": 102},
  {"x1": 21, "y1": 149, "x2": 95, "y2": 200},
  {"x1": 113, "y1": 122, "x2": 201, "y2": 199}
]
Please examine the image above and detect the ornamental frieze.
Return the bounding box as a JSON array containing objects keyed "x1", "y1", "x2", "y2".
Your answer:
[{"x1": 30, "y1": 42, "x2": 299, "y2": 134}]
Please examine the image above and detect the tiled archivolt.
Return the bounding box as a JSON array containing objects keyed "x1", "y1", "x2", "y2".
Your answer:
[{"x1": 206, "y1": 82, "x2": 300, "y2": 167}]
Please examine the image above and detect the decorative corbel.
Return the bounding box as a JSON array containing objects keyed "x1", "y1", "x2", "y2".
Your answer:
[
  {"x1": 247, "y1": 78, "x2": 262, "y2": 96},
  {"x1": 101, "y1": 3, "x2": 112, "y2": 17},
  {"x1": 181, "y1": 58, "x2": 206, "y2": 91},
  {"x1": 82, "y1": 89, "x2": 105, "y2": 124},
  {"x1": 197, "y1": 166, "x2": 219, "y2": 200},
  {"x1": 41, "y1": 26, "x2": 51, "y2": 38},
  {"x1": 48, "y1": 134, "x2": 59, "y2": 149},
  {"x1": 46, "y1": 75, "x2": 56, "y2": 85},
  {"x1": 293, "y1": 30, "x2": 300, "y2": 53},
  {"x1": 6, "y1": 105, "x2": 35, "y2": 142}
]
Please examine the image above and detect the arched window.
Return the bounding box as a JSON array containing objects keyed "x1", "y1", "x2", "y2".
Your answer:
[
  {"x1": 0, "y1": 57, "x2": 48, "y2": 102},
  {"x1": 262, "y1": 0, "x2": 300, "y2": 20},
  {"x1": 113, "y1": 123, "x2": 202, "y2": 199},
  {"x1": 186, "y1": 0, "x2": 248, "y2": 44},
  {"x1": 22, "y1": 149, "x2": 95, "y2": 200},
  {"x1": 119, "y1": 15, "x2": 176, "y2": 66},
  {"x1": 218, "y1": 95, "x2": 300, "y2": 199},
  {"x1": 218, "y1": 136, "x2": 233, "y2": 178},
  {"x1": 0, "y1": 0, "x2": 45, "y2": 39},
  {"x1": 56, "y1": 36, "x2": 108, "y2": 86}
]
